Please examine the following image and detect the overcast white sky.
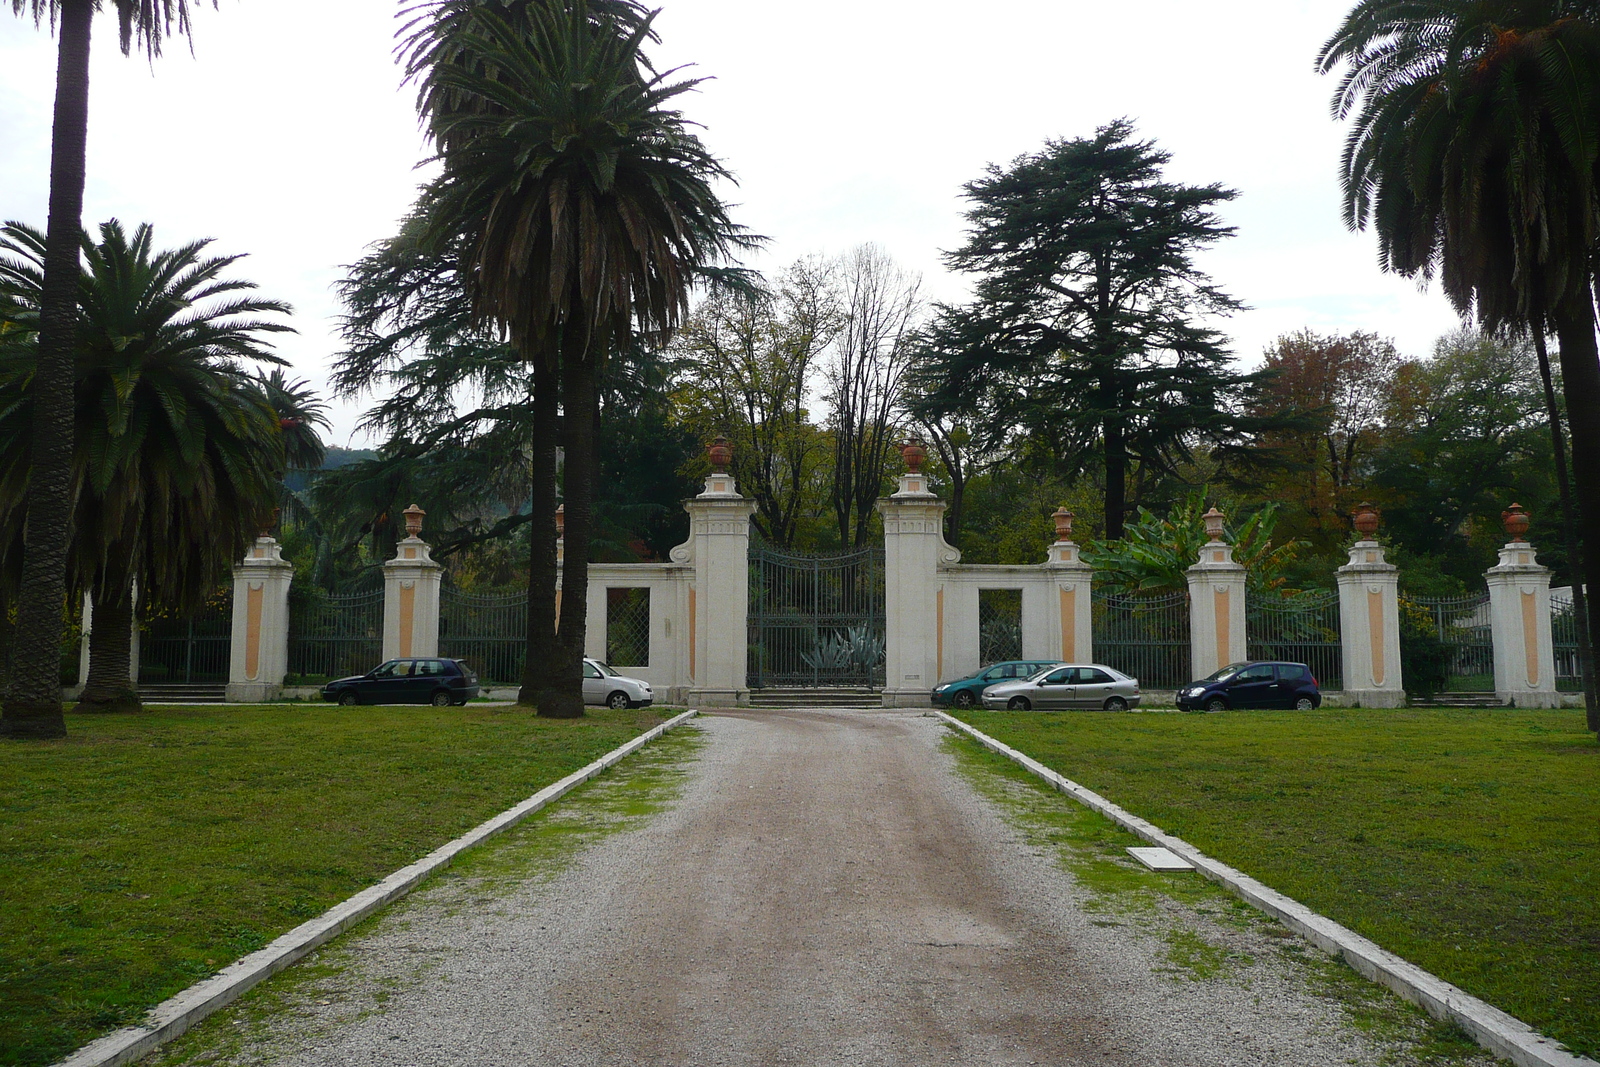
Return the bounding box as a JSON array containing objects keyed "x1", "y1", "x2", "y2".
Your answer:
[{"x1": 0, "y1": 0, "x2": 1465, "y2": 448}]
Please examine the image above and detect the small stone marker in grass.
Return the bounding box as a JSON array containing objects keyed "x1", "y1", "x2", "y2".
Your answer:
[{"x1": 1127, "y1": 846, "x2": 1194, "y2": 871}]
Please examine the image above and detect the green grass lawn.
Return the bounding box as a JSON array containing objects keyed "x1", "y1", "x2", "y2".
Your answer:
[
  {"x1": 0, "y1": 703, "x2": 671, "y2": 1067},
  {"x1": 952, "y1": 707, "x2": 1600, "y2": 1058}
]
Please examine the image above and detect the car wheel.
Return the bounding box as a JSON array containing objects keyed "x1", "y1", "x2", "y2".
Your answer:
[
  {"x1": 1205, "y1": 696, "x2": 1228, "y2": 712},
  {"x1": 607, "y1": 691, "x2": 632, "y2": 710},
  {"x1": 1295, "y1": 696, "x2": 1315, "y2": 711},
  {"x1": 430, "y1": 690, "x2": 452, "y2": 707},
  {"x1": 1007, "y1": 696, "x2": 1031, "y2": 711},
  {"x1": 952, "y1": 690, "x2": 977, "y2": 709},
  {"x1": 1103, "y1": 696, "x2": 1128, "y2": 712},
  {"x1": 338, "y1": 690, "x2": 358, "y2": 707}
]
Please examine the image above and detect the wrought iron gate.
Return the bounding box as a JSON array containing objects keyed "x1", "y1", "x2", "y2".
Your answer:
[
  {"x1": 440, "y1": 586, "x2": 527, "y2": 685},
  {"x1": 288, "y1": 586, "x2": 384, "y2": 683},
  {"x1": 1409, "y1": 593, "x2": 1494, "y2": 691},
  {"x1": 139, "y1": 594, "x2": 232, "y2": 685},
  {"x1": 1092, "y1": 590, "x2": 1190, "y2": 689},
  {"x1": 747, "y1": 543, "x2": 885, "y2": 688},
  {"x1": 1248, "y1": 590, "x2": 1343, "y2": 690}
]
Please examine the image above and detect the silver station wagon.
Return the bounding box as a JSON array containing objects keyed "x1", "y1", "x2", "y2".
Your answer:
[{"x1": 980, "y1": 663, "x2": 1141, "y2": 711}]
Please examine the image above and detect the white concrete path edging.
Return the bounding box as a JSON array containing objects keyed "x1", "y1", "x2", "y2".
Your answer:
[
  {"x1": 934, "y1": 711, "x2": 1594, "y2": 1067},
  {"x1": 54, "y1": 709, "x2": 701, "y2": 1067}
]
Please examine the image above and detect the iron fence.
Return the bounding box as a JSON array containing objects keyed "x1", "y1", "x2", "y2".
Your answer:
[
  {"x1": 748, "y1": 543, "x2": 885, "y2": 688},
  {"x1": 287, "y1": 589, "x2": 384, "y2": 683},
  {"x1": 440, "y1": 587, "x2": 528, "y2": 685},
  {"x1": 978, "y1": 588, "x2": 1024, "y2": 664},
  {"x1": 1553, "y1": 594, "x2": 1582, "y2": 692},
  {"x1": 606, "y1": 588, "x2": 650, "y2": 667},
  {"x1": 1092, "y1": 590, "x2": 1190, "y2": 689},
  {"x1": 140, "y1": 593, "x2": 232, "y2": 685},
  {"x1": 1248, "y1": 590, "x2": 1343, "y2": 690},
  {"x1": 1409, "y1": 593, "x2": 1494, "y2": 692}
]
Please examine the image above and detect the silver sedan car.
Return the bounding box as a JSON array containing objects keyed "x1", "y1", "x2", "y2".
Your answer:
[
  {"x1": 582, "y1": 658, "x2": 654, "y2": 708},
  {"x1": 981, "y1": 663, "x2": 1141, "y2": 711}
]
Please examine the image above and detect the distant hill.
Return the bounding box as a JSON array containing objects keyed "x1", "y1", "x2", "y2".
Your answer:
[{"x1": 322, "y1": 446, "x2": 380, "y2": 470}]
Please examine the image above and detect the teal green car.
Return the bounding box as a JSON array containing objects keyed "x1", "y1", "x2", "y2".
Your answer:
[{"x1": 931, "y1": 660, "x2": 1057, "y2": 708}]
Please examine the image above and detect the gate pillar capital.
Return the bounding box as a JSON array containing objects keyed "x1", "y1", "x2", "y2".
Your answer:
[
  {"x1": 681, "y1": 476, "x2": 756, "y2": 706},
  {"x1": 1485, "y1": 531, "x2": 1558, "y2": 707},
  {"x1": 228, "y1": 535, "x2": 294, "y2": 702},
  {"x1": 877, "y1": 472, "x2": 954, "y2": 707},
  {"x1": 1335, "y1": 537, "x2": 1404, "y2": 707}
]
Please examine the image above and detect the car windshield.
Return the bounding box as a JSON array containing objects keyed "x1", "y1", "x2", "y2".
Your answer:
[
  {"x1": 1024, "y1": 664, "x2": 1061, "y2": 681},
  {"x1": 1204, "y1": 663, "x2": 1247, "y2": 682},
  {"x1": 591, "y1": 661, "x2": 617, "y2": 677}
]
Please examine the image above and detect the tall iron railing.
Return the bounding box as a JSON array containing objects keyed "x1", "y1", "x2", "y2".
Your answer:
[
  {"x1": 440, "y1": 587, "x2": 528, "y2": 685},
  {"x1": 1409, "y1": 593, "x2": 1494, "y2": 692},
  {"x1": 1092, "y1": 590, "x2": 1190, "y2": 689},
  {"x1": 287, "y1": 588, "x2": 383, "y2": 683},
  {"x1": 1247, "y1": 590, "x2": 1343, "y2": 690},
  {"x1": 978, "y1": 588, "x2": 1023, "y2": 664},
  {"x1": 140, "y1": 592, "x2": 232, "y2": 685},
  {"x1": 1553, "y1": 593, "x2": 1581, "y2": 692},
  {"x1": 747, "y1": 543, "x2": 885, "y2": 688}
]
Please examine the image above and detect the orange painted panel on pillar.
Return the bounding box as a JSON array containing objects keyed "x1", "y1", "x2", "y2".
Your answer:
[
  {"x1": 1214, "y1": 588, "x2": 1230, "y2": 674},
  {"x1": 245, "y1": 583, "x2": 264, "y2": 681},
  {"x1": 1522, "y1": 591, "x2": 1540, "y2": 687},
  {"x1": 1367, "y1": 590, "x2": 1386, "y2": 687},
  {"x1": 1060, "y1": 587, "x2": 1076, "y2": 662},
  {"x1": 399, "y1": 583, "x2": 415, "y2": 658}
]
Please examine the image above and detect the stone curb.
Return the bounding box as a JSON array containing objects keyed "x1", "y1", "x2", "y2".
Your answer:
[
  {"x1": 934, "y1": 711, "x2": 1594, "y2": 1067},
  {"x1": 54, "y1": 709, "x2": 701, "y2": 1067}
]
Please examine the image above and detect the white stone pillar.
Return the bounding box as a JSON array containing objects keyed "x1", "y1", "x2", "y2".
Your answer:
[
  {"x1": 1486, "y1": 504, "x2": 1559, "y2": 708},
  {"x1": 227, "y1": 537, "x2": 294, "y2": 702},
  {"x1": 1335, "y1": 506, "x2": 1405, "y2": 707},
  {"x1": 383, "y1": 504, "x2": 443, "y2": 662},
  {"x1": 1044, "y1": 508, "x2": 1094, "y2": 663},
  {"x1": 1186, "y1": 507, "x2": 1247, "y2": 680},
  {"x1": 878, "y1": 443, "x2": 957, "y2": 707},
  {"x1": 77, "y1": 588, "x2": 142, "y2": 692},
  {"x1": 681, "y1": 457, "x2": 755, "y2": 706}
]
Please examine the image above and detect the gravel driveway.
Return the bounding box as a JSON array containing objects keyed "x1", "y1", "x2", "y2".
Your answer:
[{"x1": 157, "y1": 707, "x2": 1486, "y2": 1066}]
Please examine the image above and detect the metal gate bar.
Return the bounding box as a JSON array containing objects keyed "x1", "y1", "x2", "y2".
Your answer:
[{"x1": 748, "y1": 543, "x2": 885, "y2": 688}]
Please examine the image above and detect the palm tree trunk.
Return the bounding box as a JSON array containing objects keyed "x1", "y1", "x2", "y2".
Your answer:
[
  {"x1": 78, "y1": 568, "x2": 141, "y2": 713},
  {"x1": 2, "y1": 0, "x2": 93, "y2": 740},
  {"x1": 546, "y1": 343, "x2": 599, "y2": 719},
  {"x1": 1550, "y1": 297, "x2": 1600, "y2": 727},
  {"x1": 518, "y1": 356, "x2": 560, "y2": 708},
  {"x1": 1533, "y1": 332, "x2": 1597, "y2": 729}
]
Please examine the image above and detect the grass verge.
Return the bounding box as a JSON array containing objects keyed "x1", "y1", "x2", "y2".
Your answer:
[
  {"x1": 951, "y1": 707, "x2": 1600, "y2": 1058},
  {"x1": 0, "y1": 703, "x2": 672, "y2": 1067},
  {"x1": 146, "y1": 726, "x2": 705, "y2": 1067}
]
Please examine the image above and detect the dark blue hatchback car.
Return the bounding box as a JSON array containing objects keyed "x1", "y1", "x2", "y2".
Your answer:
[
  {"x1": 322, "y1": 657, "x2": 480, "y2": 706},
  {"x1": 1176, "y1": 661, "x2": 1321, "y2": 711}
]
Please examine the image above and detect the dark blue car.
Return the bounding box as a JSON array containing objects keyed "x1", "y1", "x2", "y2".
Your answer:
[
  {"x1": 322, "y1": 657, "x2": 481, "y2": 706},
  {"x1": 1176, "y1": 661, "x2": 1321, "y2": 711}
]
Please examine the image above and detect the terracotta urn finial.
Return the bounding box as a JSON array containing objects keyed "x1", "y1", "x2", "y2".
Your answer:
[
  {"x1": 403, "y1": 504, "x2": 425, "y2": 538},
  {"x1": 708, "y1": 435, "x2": 732, "y2": 473},
  {"x1": 1202, "y1": 506, "x2": 1226, "y2": 543},
  {"x1": 1052, "y1": 507, "x2": 1074, "y2": 542},
  {"x1": 1503, "y1": 503, "x2": 1531, "y2": 542},
  {"x1": 555, "y1": 504, "x2": 565, "y2": 538},
  {"x1": 901, "y1": 436, "x2": 927, "y2": 474},
  {"x1": 260, "y1": 506, "x2": 281, "y2": 539},
  {"x1": 1352, "y1": 502, "x2": 1380, "y2": 539}
]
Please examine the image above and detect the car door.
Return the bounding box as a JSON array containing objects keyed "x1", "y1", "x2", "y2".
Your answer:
[
  {"x1": 1228, "y1": 664, "x2": 1277, "y2": 708},
  {"x1": 1033, "y1": 667, "x2": 1075, "y2": 709},
  {"x1": 1073, "y1": 667, "x2": 1116, "y2": 708},
  {"x1": 411, "y1": 659, "x2": 446, "y2": 702},
  {"x1": 582, "y1": 660, "x2": 607, "y2": 705},
  {"x1": 363, "y1": 659, "x2": 405, "y2": 703}
]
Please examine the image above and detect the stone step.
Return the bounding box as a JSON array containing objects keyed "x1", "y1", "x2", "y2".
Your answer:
[
  {"x1": 747, "y1": 688, "x2": 883, "y2": 708},
  {"x1": 136, "y1": 685, "x2": 228, "y2": 703},
  {"x1": 1410, "y1": 692, "x2": 1506, "y2": 708}
]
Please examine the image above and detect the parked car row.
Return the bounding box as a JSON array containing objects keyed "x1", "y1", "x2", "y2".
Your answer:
[
  {"x1": 932, "y1": 658, "x2": 1322, "y2": 711},
  {"x1": 320, "y1": 657, "x2": 653, "y2": 708}
]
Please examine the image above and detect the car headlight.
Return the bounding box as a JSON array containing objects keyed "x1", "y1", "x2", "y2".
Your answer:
[{"x1": 934, "y1": 684, "x2": 948, "y2": 692}]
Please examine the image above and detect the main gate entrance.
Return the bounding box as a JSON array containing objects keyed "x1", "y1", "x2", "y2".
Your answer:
[{"x1": 747, "y1": 543, "x2": 886, "y2": 688}]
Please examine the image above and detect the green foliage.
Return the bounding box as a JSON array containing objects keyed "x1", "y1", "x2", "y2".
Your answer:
[
  {"x1": 1397, "y1": 598, "x2": 1453, "y2": 701},
  {"x1": 1082, "y1": 491, "x2": 1308, "y2": 595}
]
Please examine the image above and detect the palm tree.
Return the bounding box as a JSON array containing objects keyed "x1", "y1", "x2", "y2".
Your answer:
[
  {"x1": 1319, "y1": 1, "x2": 1600, "y2": 721},
  {"x1": 0, "y1": 219, "x2": 290, "y2": 712},
  {"x1": 407, "y1": 0, "x2": 751, "y2": 716},
  {"x1": 5, "y1": 0, "x2": 216, "y2": 737}
]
